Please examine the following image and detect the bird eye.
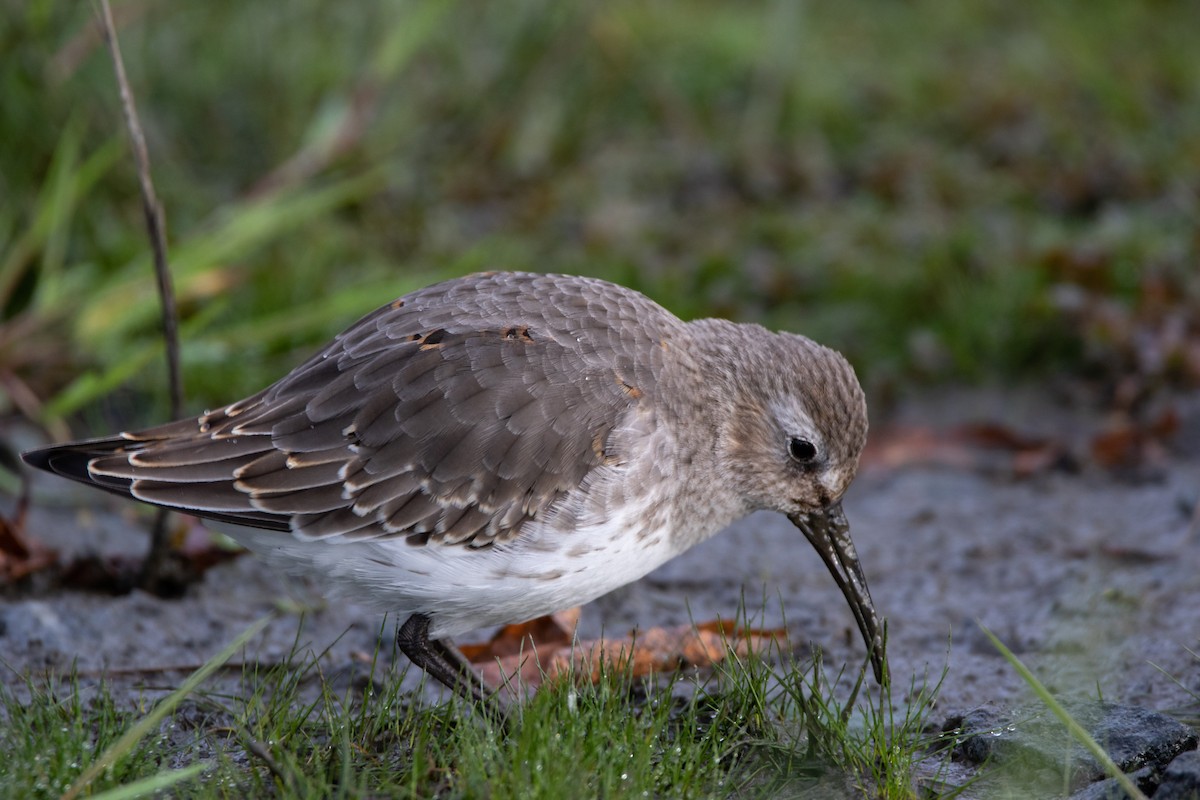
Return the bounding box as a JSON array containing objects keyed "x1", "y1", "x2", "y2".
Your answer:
[{"x1": 787, "y1": 437, "x2": 817, "y2": 464}]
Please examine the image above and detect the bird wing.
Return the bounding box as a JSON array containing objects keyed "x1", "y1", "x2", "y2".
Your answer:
[{"x1": 25, "y1": 273, "x2": 673, "y2": 548}]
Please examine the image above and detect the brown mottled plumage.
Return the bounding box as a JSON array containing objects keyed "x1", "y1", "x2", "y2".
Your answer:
[{"x1": 23, "y1": 272, "x2": 884, "y2": 707}]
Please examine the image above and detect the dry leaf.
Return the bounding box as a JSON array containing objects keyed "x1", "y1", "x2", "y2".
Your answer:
[
  {"x1": 1090, "y1": 407, "x2": 1178, "y2": 470},
  {"x1": 459, "y1": 608, "x2": 580, "y2": 661},
  {"x1": 461, "y1": 613, "x2": 786, "y2": 691},
  {"x1": 861, "y1": 423, "x2": 1069, "y2": 478},
  {"x1": 0, "y1": 482, "x2": 58, "y2": 581}
]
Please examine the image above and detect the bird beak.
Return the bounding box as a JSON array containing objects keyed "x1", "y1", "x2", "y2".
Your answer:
[{"x1": 789, "y1": 502, "x2": 887, "y2": 684}]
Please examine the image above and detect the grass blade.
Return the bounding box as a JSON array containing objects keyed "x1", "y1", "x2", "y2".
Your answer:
[
  {"x1": 83, "y1": 762, "x2": 208, "y2": 800},
  {"x1": 60, "y1": 614, "x2": 274, "y2": 800}
]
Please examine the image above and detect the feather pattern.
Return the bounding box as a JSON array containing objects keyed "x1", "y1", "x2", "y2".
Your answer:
[{"x1": 26, "y1": 272, "x2": 677, "y2": 548}]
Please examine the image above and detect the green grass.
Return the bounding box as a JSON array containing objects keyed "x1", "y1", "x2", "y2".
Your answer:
[
  {"x1": 0, "y1": 619, "x2": 948, "y2": 799},
  {"x1": 3, "y1": 0, "x2": 1199, "y2": 431},
  {"x1": 0, "y1": 676, "x2": 203, "y2": 800}
]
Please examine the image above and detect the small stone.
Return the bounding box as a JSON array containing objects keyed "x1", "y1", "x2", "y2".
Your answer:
[
  {"x1": 946, "y1": 702, "x2": 1198, "y2": 791},
  {"x1": 946, "y1": 705, "x2": 1011, "y2": 765},
  {"x1": 1068, "y1": 766, "x2": 1154, "y2": 800},
  {"x1": 1082, "y1": 704, "x2": 1198, "y2": 786},
  {"x1": 1155, "y1": 749, "x2": 1200, "y2": 800}
]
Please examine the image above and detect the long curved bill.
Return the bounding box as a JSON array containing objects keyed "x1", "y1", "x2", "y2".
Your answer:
[{"x1": 789, "y1": 502, "x2": 887, "y2": 684}]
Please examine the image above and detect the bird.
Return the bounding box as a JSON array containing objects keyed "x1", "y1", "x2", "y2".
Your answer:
[{"x1": 22, "y1": 271, "x2": 885, "y2": 706}]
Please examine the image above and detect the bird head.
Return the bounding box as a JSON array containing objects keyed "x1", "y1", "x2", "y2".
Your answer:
[{"x1": 713, "y1": 327, "x2": 886, "y2": 683}]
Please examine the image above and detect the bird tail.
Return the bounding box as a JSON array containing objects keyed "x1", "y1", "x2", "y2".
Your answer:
[
  {"x1": 23, "y1": 435, "x2": 293, "y2": 532},
  {"x1": 22, "y1": 437, "x2": 139, "y2": 498}
]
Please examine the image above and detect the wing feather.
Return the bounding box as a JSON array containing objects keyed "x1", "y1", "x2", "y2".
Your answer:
[
  {"x1": 234, "y1": 459, "x2": 345, "y2": 494},
  {"x1": 21, "y1": 272, "x2": 677, "y2": 548}
]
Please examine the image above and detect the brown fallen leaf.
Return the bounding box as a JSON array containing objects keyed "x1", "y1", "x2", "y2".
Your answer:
[
  {"x1": 461, "y1": 614, "x2": 787, "y2": 691},
  {"x1": 0, "y1": 474, "x2": 58, "y2": 582},
  {"x1": 861, "y1": 422, "x2": 1070, "y2": 478},
  {"x1": 1090, "y1": 407, "x2": 1178, "y2": 470},
  {"x1": 459, "y1": 608, "x2": 580, "y2": 661}
]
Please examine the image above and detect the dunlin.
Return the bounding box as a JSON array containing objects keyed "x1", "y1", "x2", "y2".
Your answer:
[{"x1": 23, "y1": 272, "x2": 885, "y2": 703}]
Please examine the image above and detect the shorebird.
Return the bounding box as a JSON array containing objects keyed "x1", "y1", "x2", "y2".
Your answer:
[{"x1": 22, "y1": 271, "x2": 885, "y2": 705}]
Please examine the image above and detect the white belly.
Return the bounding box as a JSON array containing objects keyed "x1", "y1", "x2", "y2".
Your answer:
[{"x1": 227, "y1": 500, "x2": 694, "y2": 639}]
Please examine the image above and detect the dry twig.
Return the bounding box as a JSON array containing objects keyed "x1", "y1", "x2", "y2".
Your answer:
[{"x1": 95, "y1": 0, "x2": 184, "y2": 588}]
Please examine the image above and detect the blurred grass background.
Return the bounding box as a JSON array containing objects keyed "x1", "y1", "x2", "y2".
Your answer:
[{"x1": 3, "y1": 0, "x2": 1198, "y2": 434}]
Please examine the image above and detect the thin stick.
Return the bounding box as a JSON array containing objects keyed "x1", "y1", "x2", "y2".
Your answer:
[
  {"x1": 96, "y1": 0, "x2": 184, "y2": 589},
  {"x1": 96, "y1": 0, "x2": 183, "y2": 416}
]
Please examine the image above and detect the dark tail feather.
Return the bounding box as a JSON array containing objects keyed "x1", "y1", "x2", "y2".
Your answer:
[
  {"x1": 22, "y1": 438, "x2": 137, "y2": 497},
  {"x1": 21, "y1": 439, "x2": 290, "y2": 532}
]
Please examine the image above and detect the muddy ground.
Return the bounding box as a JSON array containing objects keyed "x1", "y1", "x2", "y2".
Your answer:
[{"x1": 2, "y1": 387, "x2": 1199, "y2": 793}]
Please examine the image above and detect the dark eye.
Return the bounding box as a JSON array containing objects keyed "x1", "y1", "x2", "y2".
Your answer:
[{"x1": 787, "y1": 437, "x2": 817, "y2": 464}]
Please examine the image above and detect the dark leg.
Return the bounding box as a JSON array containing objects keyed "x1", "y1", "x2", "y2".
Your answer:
[
  {"x1": 396, "y1": 614, "x2": 496, "y2": 712},
  {"x1": 430, "y1": 637, "x2": 480, "y2": 684}
]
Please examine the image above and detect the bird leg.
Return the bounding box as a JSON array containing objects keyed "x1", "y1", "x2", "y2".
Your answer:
[{"x1": 396, "y1": 613, "x2": 497, "y2": 713}]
